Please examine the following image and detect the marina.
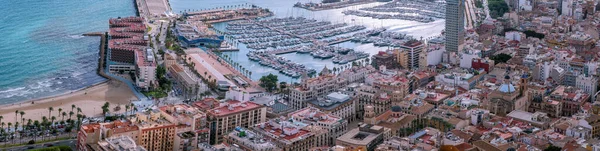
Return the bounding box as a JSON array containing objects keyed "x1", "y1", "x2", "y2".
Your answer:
[
  {"x1": 341, "y1": 0, "x2": 446, "y2": 23},
  {"x1": 171, "y1": 0, "x2": 445, "y2": 82},
  {"x1": 245, "y1": 43, "x2": 369, "y2": 78},
  {"x1": 225, "y1": 17, "x2": 367, "y2": 50}
]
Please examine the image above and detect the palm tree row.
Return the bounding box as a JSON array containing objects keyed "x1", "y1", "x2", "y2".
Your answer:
[
  {"x1": 221, "y1": 54, "x2": 252, "y2": 80},
  {"x1": 0, "y1": 104, "x2": 89, "y2": 146}
]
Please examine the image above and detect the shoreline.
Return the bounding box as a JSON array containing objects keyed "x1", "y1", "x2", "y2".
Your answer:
[
  {"x1": 0, "y1": 80, "x2": 109, "y2": 108},
  {"x1": 0, "y1": 80, "x2": 137, "y2": 124}
]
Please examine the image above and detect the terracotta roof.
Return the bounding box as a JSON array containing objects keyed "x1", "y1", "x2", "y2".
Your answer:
[{"x1": 472, "y1": 140, "x2": 501, "y2": 151}]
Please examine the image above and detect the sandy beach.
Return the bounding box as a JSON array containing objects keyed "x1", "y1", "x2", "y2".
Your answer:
[{"x1": 0, "y1": 80, "x2": 137, "y2": 124}]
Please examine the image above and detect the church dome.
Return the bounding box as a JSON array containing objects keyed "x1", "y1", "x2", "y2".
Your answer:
[{"x1": 498, "y1": 83, "x2": 516, "y2": 93}]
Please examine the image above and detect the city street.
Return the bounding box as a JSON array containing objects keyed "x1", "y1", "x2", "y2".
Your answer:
[{"x1": 2, "y1": 139, "x2": 75, "y2": 151}]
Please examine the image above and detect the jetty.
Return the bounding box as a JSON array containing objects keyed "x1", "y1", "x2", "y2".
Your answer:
[
  {"x1": 294, "y1": 0, "x2": 379, "y2": 11},
  {"x1": 185, "y1": 7, "x2": 273, "y2": 24},
  {"x1": 82, "y1": 32, "x2": 105, "y2": 36},
  {"x1": 325, "y1": 37, "x2": 353, "y2": 45}
]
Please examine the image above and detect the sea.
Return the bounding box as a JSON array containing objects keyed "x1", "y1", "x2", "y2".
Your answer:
[
  {"x1": 0, "y1": 0, "x2": 136, "y2": 104},
  {"x1": 0, "y1": 0, "x2": 444, "y2": 104}
]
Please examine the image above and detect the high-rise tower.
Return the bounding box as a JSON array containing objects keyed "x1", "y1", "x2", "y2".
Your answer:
[{"x1": 445, "y1": 0, "x2": 465, "y2": 53}]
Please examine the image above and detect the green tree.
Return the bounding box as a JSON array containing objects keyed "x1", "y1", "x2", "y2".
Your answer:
[
  {"x1": 102, "y1": 102, "x2": 110, "y2": 116},
  {"x1": 488, "y1": 0, "x2": 509, "y2": 18},
  {"x1": 490, "y1": 53, "x2": 512, "y2": 64},
  {"x1": 259, "y1": 74, "x2": 278, "y2": 92},
  {"x1": 544, "y1": 145, "x2": 561, "y2": 151}
]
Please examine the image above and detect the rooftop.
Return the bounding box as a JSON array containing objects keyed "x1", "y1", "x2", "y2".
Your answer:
[
  {"x1": 98, "y1": 135, "x2": 147, "y2": 151},
  {"x1": 337, "y1": 127, "x2": 383, "y2": 146},
  {"x1": 289, "y1": 107, "x2": 343, "y2": 125},
  {"x1": 208, "y1": 100, "x2": 264, "y2": 116},
  {"x1": 307, "y1": 92, "x2": 353, "y2": 110},
  {"x1": 227, "y1": 127, "x2": 280, "y2": 150},
  {"x1": 254, "y1": 120, "x2": 314, "y2": 145}
]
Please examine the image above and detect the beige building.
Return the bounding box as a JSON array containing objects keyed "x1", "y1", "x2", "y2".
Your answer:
[
  {"x1": 290, "y1": 68, "x2": 348, "y2": 110},
  {"x1": 397, "y1": 40, "x2": 425, "y2": 70},
  {"x1": 77, "y1": 120, "x2": 140, "y2": 151},
  {"x1": 97, "y1": 136, "x2": 147, "y2": 151},
  {"x1": 336, "y1": 123, "x2": 391, "y2": 151},
  {"x1": 193, "y1": 99, "x2": 267, "y2": 144},
  {"x1": 133, "y1": 111, "x2": 177, "y2": 151},
  {"x1": 225, "y1": 127, "x2": 281, "y2": 151},
  {"x1": 158, "y1": 104, "x2": 209, "y2": 150},
  {"x1": 289, "y1": 107, "x2": 348, "y2": 146},
  {"x1": 253, "y1": 119, "x2": 324, "y2": 151},
  {"x1": 307, "y1": 92, "x2": 357, "y2": 122}
]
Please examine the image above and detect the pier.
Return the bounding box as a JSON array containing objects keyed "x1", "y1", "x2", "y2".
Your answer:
[
  {"x1": 134, "y1": 0, "x2": 170, "y2": 18},
  {"x1": 294, "y1": 0, "x2": 378, "y2": 11},
  {"x1": 325, "y1": 37, "x2": 353, "y2": 45},
  {"x1": 186, "y1": 7, "x2": 274, "y2": 23},
  {"x1": 82, "y1": 32, "x2": 105, "y2": 36},
  {"x1": 269, "y1": 48, "x2": 299, "y2": 55}
]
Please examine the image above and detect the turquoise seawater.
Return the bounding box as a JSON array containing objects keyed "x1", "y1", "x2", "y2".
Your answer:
[{"x1": 0, "y1": 0, "x2": 136, "y2": 104}]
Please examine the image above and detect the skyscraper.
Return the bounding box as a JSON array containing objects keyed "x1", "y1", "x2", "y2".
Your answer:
[{"x1": 445, "y1": 0, "x2": 465, "y2": 53}]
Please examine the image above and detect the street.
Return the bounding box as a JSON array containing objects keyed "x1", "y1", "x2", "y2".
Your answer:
[{"x1": 2, "y1": 139, "x2": 76, "y2": 151}]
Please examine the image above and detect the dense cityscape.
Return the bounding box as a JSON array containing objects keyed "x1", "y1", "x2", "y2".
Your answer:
[{"x1": 2, "y1": 0, "x2": 600, "y2": 150}]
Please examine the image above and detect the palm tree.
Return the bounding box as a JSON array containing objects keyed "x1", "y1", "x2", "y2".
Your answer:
[
  {"x1": 13, "y1": 122, "x2": 18, "y2": 144},
  {"x1": 77, "y1": 107, "x2": 82, "y2": 115},
  {"x1": 69, "y1": 111, "x2": 74, "y2": 120},
  {"x1": 14, "y1": 110, "x2": 18, "y2": 125},
  {"x1": 58, "y1": 108, "x2": 62, "y2": 117},
  {"x1": 7, "y1": 122, "x2": 11, "y2": 143},
  {"x1": 130, "y1": 103, "x2": 135, "y2": 115},
  {"x1": 71, "y1": 104, "x2": 76, "y2": 114},
  {"x1": 62, "y1": 112, "x2": 67, "y2": 121},
  {"x1": 76, "y1": 114, "x2": 83, "y2": 132},
  {"x1": 50, "y1": 116, "x2": 56, "y2": 128},
  {"x1": 0, "y1": 122, "x2": 4, "y2": 142},
  {"x1": 48, "y1": 107, "x2": 53, "y2": 118},
  {"x1": 33, "y1": 120, "x2": 39, "y2": 141},
  {"x1": 0, "y1": 116, "x2": 3, "y2": 129},
  {"x1": 19, "y1": 111, "x2": 24, "y2": 127},
  {"x1": 27, "y1": 119, "x2": 31, "y2": 130},
  {"x1": 125, "y1": 104, "x2": 130, "y2": 118}
]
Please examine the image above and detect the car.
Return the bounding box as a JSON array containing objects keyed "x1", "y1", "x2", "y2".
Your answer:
[
  {"x1": 44, "y1": 143, "x2": 53, "y2": 147},
  {"x1": 27, "y1": 146, "x2": 35, "y2": 149}
]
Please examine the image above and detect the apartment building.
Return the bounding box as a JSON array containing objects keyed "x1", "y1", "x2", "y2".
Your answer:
[
  {"x1": 290, "y1": 69, "x2": 348, "y2": 110},
  {"x1": 225, "y1": 127, "x2": 281, "y2": 151},
  {"x1": 307, "y1": 92, "x2": 357, "y2": 122},
  {"x1": 77, "y1": 120, "x2": 140, "y2": 151},
  {"x1": 397, "y1": 40, "x2": 425, "y2": 70},
  {"x1": 336, "y1": 123, "x2": 391, "y2": 151},
  {"x1": 252, "y1": 119, "x2": 324, "y2": 151},
  {"x1": 194, "y1": 99, "x2": 267, "y2": 144},
  {"x1": 133, "y1": 111, "x2": 177, "y2": 151},
  {"x1": 158, "y1": 104, "x2": 210, "y2": 150},
  {"x1": 289, "y1": 107, "x2": 348, "y2": 146}
]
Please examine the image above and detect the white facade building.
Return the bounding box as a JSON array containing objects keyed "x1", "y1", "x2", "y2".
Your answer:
[{"x1": 577, "y1": 75, "x2": 598, "y2": 100}]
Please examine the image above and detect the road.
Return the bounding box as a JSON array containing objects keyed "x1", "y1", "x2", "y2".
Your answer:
[
  {"x1": 2, "y1": 139, "x2": 75, "y2": 151},
  {"x1": 483, "y1": 0, "x2": 491, "y2": 19},
  {"x1": 464, "y1": 0, "x2": 477, "y2": 28}
]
